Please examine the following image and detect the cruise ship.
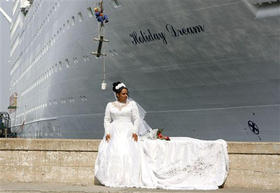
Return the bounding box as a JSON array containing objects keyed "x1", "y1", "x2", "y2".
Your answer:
[{"x1": 8, "y1": 0, "x2": 280, "y2": 141}]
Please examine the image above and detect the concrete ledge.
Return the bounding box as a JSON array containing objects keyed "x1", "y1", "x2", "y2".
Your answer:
[
  {"x1": 0, "y1": 139, "x2": 279, "y2": 190},
  {"x1": 0, "y1": 138, "x2": 100, "y2": 152},
  {"x1": 228, "y1": 142, "x2": 280, "y2": 155},
  {"x1": 225, "y1": 142, "x2": 280, "y2": 190}
]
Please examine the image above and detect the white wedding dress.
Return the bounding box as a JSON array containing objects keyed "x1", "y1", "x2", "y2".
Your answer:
[{"x1": 95, "y1": 100, "x2": 229, "y2": 190}]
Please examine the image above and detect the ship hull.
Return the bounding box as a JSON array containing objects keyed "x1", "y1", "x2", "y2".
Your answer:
[{"x1": 10, "y1": 0, "x2": 280, "y2": 141}]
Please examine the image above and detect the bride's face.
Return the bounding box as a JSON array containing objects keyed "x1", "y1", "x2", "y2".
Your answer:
[{"x1": 117, "y1": 88, "x2": 128, "y2": 103}]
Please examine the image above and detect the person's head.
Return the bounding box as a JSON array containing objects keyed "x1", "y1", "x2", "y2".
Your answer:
[{"x1": 113, "y1": 82, "x2": 128, "y2": 103}]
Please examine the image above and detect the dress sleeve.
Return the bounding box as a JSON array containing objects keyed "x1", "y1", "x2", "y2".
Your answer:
[
  {"x1": 104, "y1": 102, "x2": 112, "y2": 135},
  {"x1": 131, "y1": 101, "x2": 140, "y2": 134}
]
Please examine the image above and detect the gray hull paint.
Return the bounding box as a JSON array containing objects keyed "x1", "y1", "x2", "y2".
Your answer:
[{"x1": 10, "y1": 0, "x2": 280, "y2": 141}]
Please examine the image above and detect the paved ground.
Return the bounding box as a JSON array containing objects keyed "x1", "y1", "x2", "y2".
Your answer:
[{"x1": 0, "y1": 183, "x2": 279, "y2": 193}]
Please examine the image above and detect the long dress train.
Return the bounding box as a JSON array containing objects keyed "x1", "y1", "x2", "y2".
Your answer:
[{"x1": 94, "y1": 100, "x2": 229, "y2": 190}]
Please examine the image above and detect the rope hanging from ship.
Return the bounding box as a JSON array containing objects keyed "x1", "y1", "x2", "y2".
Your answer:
[{"x1": 91, "y1": 0, "x2": 109, "y2": 90}]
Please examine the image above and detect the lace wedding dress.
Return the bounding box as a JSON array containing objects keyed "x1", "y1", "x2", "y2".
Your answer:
[{"x1": 94, "y1": 100, "x2": 229, "y2": 190}]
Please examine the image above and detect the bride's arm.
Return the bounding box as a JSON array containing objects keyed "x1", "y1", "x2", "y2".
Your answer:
[
  {"x1": 104, "y1": 102, "x2": 112, "y2": 140},
  {"x1": 131, "y1": 101, "x2": 140, "y2": 141}
]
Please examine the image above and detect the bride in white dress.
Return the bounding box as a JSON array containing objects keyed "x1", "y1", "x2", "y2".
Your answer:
[{"x1": 95, "y1": 82, "x2": 229, "y2": 190}]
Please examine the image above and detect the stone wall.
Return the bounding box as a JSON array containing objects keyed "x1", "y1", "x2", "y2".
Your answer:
[
  {"x1": 225, "y1": 142, "x2": 280, "y2": 190},
  {"x1": 0, "y1": 139, "x2": 279, "y2": 190},
  {"x1": 0, "y1": 139, "x2": 98, "y2": 185}
]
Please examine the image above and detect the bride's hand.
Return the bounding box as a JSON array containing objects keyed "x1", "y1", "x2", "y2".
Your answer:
[
  {"x1": 132, "y1": 133, "x2": 138, "y2": 142},
  {"x1": 105, "y1": 134, "x2": 111, "y2": 142}
]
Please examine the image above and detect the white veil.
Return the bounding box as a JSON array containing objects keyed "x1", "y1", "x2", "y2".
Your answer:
[{"x1": 128, "y1": 97, "x2": 152, "y2": 136}]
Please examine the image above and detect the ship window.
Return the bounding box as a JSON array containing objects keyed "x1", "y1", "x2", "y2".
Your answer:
[
  {"x1": 59, "y1": 61, "x2": 63, "y2": 70},
  {"x1": 67, "y1": 20, "x2": 70, "y2": 28},
  {"x1": 80, "y1": 96, "x2": 88, "y2": 102},
  {"x1": 68, "y1": 97, "x2": 75, "y2": 103},
  {"x1": 83, "y1": 55, "x2": 89, "y2": 62},
  {"x1": 51, "y1": 66, "x2": 55, "y2": 74},
  {"x1": 61, "y1": 98, "x2": 67, "y2": 104},
  {"x1": 78, "y1": 12, "x2": 83, "y2": 22},
  {"x1": 87, "y1": 7, "x2": 94, "y2": 17},
  {"x1": 112, "y1": 0, "x2": 121, "y2": 8},
  {"x1": 65, "y1": 59, "x2": 70, "y2": 68},
  {"x1": 72, "y1": 16, "x2": 75, "y2": 25},
  {"x1": 73, "y1": 57, "x2": 78, "y2": 64},
  {"x1": 54, "y1": 63, "x2": 58, "y2": 72}
]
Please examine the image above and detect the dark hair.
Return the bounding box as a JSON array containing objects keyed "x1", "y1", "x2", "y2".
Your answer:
[{"x1": 112, "y1": 81, "x2": 128, "y2": 94}]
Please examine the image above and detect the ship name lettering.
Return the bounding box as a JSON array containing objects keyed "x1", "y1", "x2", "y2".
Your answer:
[
  {"x1": 165, "y1": 24, "x2": 205, "y2": 37},
  {"x1": 129, "y1": 29, "x2": 167, "y2": 45}
]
